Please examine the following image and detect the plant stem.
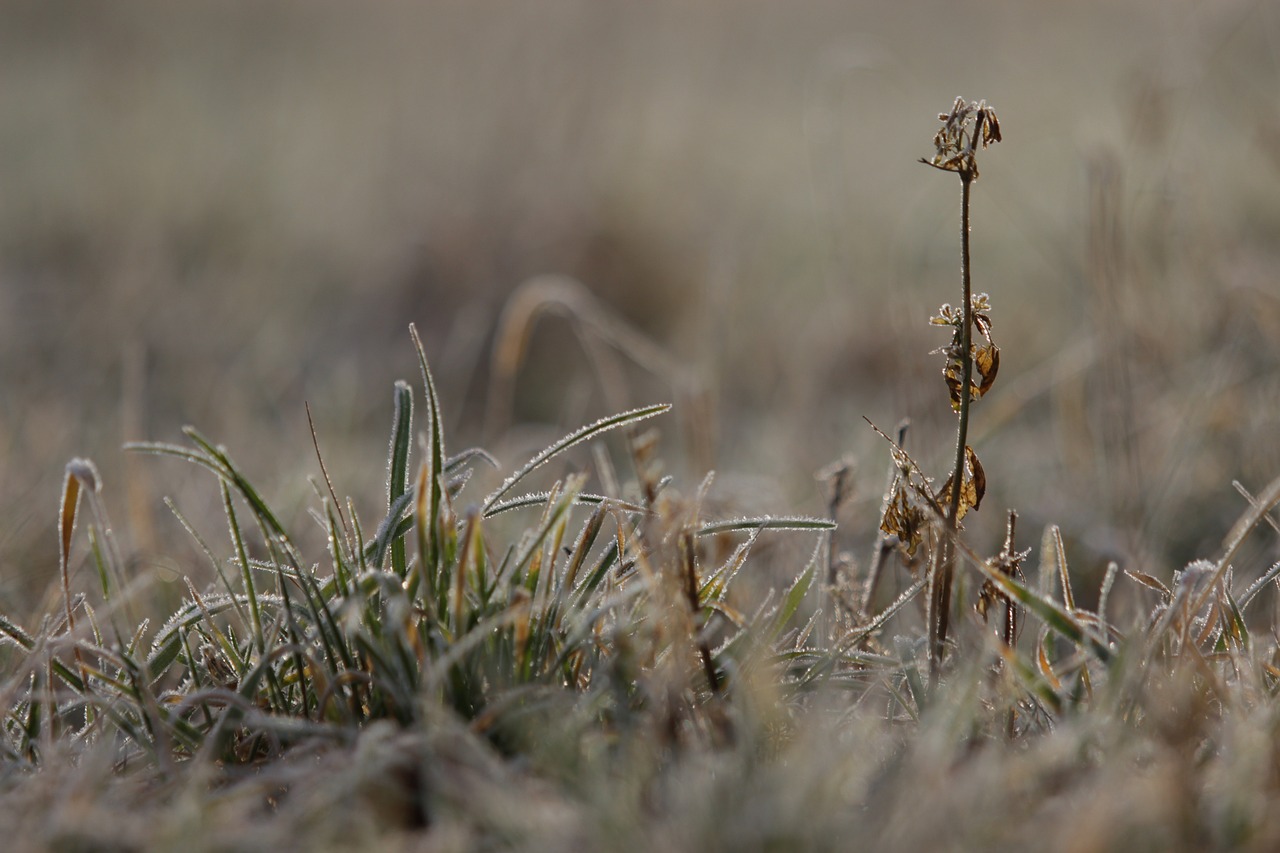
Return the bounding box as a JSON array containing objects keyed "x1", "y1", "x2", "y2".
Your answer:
[{"x1": 930, "y1": 169, "x2": 975, "y2": 681}]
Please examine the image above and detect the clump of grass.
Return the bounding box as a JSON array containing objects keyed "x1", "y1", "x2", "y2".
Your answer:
[
  {"x1": 0, "y1": 324, "x2": 833, "y2": 782},
  {"x1": 8, "y1": 100, "x2": 1280, "y2": 851}
]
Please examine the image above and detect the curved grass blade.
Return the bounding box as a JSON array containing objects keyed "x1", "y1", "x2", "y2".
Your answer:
[
  {"x1": 481, "y1": 403, "x2": 671, "y2": 514},
  {"x1": 697, "y1": 516, "x2": 837, "y2": 536},
  {"x1": 484, "y1": 490, "x2": 646, "y2": 519}
]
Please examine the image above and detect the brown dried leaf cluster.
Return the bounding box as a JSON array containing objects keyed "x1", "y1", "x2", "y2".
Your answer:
[
  {"x1": 936, "y1": 445, "x2": 986, "y2": 524},
  {"x1": 880, "y1": 486, "x2": 928, "y2": 559},
  {"x1": 922, "y1": 96, "x2": 1002, "y2": 179},
  {"x1": 934, "y1": 293, "x2": 1001, "y2": 411},
  {"x1": 873, "y1": 431, "x2": 988, "y2": 568}
]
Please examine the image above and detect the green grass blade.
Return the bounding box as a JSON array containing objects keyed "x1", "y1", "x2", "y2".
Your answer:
[
  {"x1": 484, "y1": 491, "x2": 646, "y2": 519},
  {"x1": 184, "y1": 428, "x2": 292, "y2": 545},
  {"x1": 481, "y1": 403, "x2": 671, "y2": 514},
  {"x1": 696, "y1": 516, "x2": 837, "y2": 536},
  {"x1": 367, "y1": 491, "x2": 414, "y2": 571},
  {"x1": 221, "y1": 480, "x2": 264, "y2": 657},
  {"x1": 386, "y1": 380, "x2": 414, "y2": 578},
  {"x1": 410, "y1": 324, "x2": 447, "y2": 584},
  {"x1": 0, "y1": 613, "x2": 34, "y2": 651}
]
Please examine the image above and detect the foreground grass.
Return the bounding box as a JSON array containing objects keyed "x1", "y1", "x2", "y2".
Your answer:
[{"x1": 3, "y1": 322, "x2": 1280, "y2": 853}]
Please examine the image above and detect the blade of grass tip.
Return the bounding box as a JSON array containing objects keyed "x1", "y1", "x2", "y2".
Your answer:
[
  {"x1": 1239, "y1": 558, "x2": 1280, "y2": 611},
  {"x1": 1047, "y1": 526, "x2": 1077, "y2": 612},
  {"x1": 701, "y1": 528, "x2": 762, "y2": 604},
  {"x1": 1097, "y1": 561, "x2": 1119, "y2": 622},
  {"x1": 481, "y1": 403, "x2": 671, "y2": 514},
  {"x1": 124, "y1": 439, "x2": 228, "y2": 481},
  {"x1": 765, "y1": 563, "x2": 816, "y2": 647},
  {"x1": 410, "y1": 324, "x2": 447, "y2": 573},
  {"x1": 60, "y1": 460, "x2": 89, "y2": 640},
  {"x1": 446, "y1": 447, "x2": 498, "y2": 476},
  {"x1": 386, "y1": 381, "x2": 414, "y2": 579},
  {"x1": 349, "y1": 500, "x2": 368, "y2": 574},
  {"x1": 307, "y1": 401, "x2": 351, "y2": 547},
  {"x1": 1222, "y1": 589, "x2": 1249, "y2": 650}
]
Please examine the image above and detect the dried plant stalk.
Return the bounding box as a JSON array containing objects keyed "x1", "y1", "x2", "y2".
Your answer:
[{"x1": 921, "y1": 97, "x2": 1002, "y2": 680}]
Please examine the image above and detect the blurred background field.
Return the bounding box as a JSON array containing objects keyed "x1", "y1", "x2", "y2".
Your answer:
[{"x1": 3, "y1": 0, "x2": 1280, "y2": 617}]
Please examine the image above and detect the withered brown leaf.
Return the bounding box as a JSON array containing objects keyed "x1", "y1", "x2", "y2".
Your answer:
[
  {"x1": 967, "y1": 446, "x2": 986, "y2": 511},
  {"x1": 936, "y1": 445, "x2": 985, "y2": 522},
  {"x1": 880, "y1": 486, "x2": 926, "y2": 558},
  {"x1": 973, "y1": 343, "x2": 1000, "y2": 399}
]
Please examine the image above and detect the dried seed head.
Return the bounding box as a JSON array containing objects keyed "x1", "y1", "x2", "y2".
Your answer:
[{"x1": 922, "y1": 97, "x2": 1001, "y2": 179}]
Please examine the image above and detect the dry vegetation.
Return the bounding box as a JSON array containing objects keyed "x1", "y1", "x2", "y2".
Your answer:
[{"x1": 4, "y1": 1, "x2": 1280, "y2": 850}]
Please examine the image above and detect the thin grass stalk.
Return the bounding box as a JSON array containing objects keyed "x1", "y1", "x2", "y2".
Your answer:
[{"x1": 221, "y1": 481, "x2": 264, "y2": 658}]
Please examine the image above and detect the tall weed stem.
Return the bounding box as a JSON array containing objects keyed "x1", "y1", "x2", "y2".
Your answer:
[
  {"x1": 931, "y1": 172, "x2": 975, "y2": 676},
  {"x1": 918, "y1": 98, "x2": 1000, "y2": 681}
]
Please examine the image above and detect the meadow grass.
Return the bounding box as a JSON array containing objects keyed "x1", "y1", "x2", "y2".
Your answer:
[
  {"x1": 7, "y1": 314, "x2": 1280, "y2": 850},
  {"x1": 6, "y1": 88, "x2": 1280, "y2": 852}
]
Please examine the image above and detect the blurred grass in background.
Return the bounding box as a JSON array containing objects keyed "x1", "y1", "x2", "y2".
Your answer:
[{"x1": 2, "y1": 0, "x2": 1279, "y2": 617}]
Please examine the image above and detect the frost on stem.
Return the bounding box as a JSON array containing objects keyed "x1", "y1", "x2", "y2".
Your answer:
[{"x1": 921, "y1": 96, "x2": 1002, "y2": 180}]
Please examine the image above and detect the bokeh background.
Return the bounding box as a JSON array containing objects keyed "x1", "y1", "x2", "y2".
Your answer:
[{"x1": 4, "y1": 0, "x2": 1280, "y2": 615}]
